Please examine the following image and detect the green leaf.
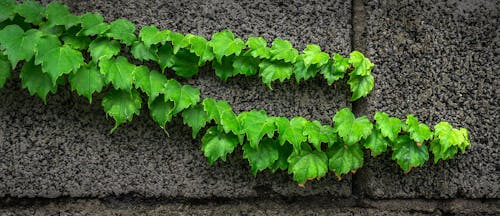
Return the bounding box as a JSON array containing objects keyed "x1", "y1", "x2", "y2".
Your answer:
[
  {"x1": 185, "y1": 34, "x2": 214, "y2": 65},
  {"x1": 102, "y1": 88, "x2": 142, "y2": 132},
  {"x1": 78, "y1": 13, "x2": 110, "y2": 36},
  {"x1": 16, "y1": 0, "x2": 45, "y2": 25},
  {"x1": 106, "y1": 19, "x2": 136, "y2": 46},
  {"x1": 0, "y1": 53, "x2": 11, "y2": 89},
  {"x1": 169, "y1": 31, "x2": 189, "y2": 54},
  {"x1": 171, "y1": 49, "x2": 199, "y2": 78},
  {"x1": 0, "y1": 25, "x2": 41, "y2": 68},
  {"x1": 303, "y1": 120, "x2": 336, "y2": 151},
  {"x1": 433, "y1": 122, "x2": 470, "y2": 153},
  {"x1": 60, "y1": 27, "x2": 91, "y2": 50},
  {"x1": 293, "y1": 58, "x2": 319, "y2": 82},
  {"x1": 374, "y1": 112, "x2": 403, "y2": 142},
  {"x1": 245, "y1": 36, "x2": 271, "y2": 59},
  {"x1": 164, "y1": 79, "x2": 200, "y2": 115},
  {"x1": 328, "y1": 142, "x2": 364, "y2": 178},
  {"x1": 320, "y1": 53, "x2": 349, "y2": 85},
  {"x1": 288, "y1": 145, "x2": 328, "y2": 184},
  {"x1": 208, "y1": 29, "x2": 245, "y2": 63},
  {"x1": 270, "y1": 143, "x2": 293, "y2": 172},
  {"x1": 157, "y1": 44, "x2": 175, "y2": 72},
  {"x1": 45, "y1": 2, "x2": 80, "y2": 29},
  {"x1": 88, "y1": 38, "x2": 121, "y2": 61},
  {"x1": 0, "y1": 0, "x2": 16, "y2": 22},
  {"x1": 34, "y1": 34, "x2": 61, "y2": 65},
  {"x1": 182, "y1": 104, "x2": 210, "y2": 138},
  {"x1": 270, "y1": 38, "x2": 298, "y2": 63},
  {"x1": 302, "y1": 44, "x2": 329, "y2": 68},
  {"x1": 258, "y1": 60, "x2": 293, "y2": 89},
  {"x1": 243, "y1": 138, "x2": 279, "y2": 176},
  {"x1": 40, "y1": 44, "x2": 84, "y2": 84},
  {"x1": 232, "y1": 55, "x2": 259, "y2": 76},
  {"x1": 404, "y1": 115, "x2": 432, "y2": 144},
  {"x1": 139, "y1": 25, "x2": 169, "y2": 47},
  {"x1": 201, "y1": 126, "x2": 239, "y2": 165},
  {"x1": 348, "y1": 74, "x2": 374, "y2": 102},
  {"x1": 213, "y1": 56, "x2": 236, "y2": 81},
  {"x1": 333, "y1": 108, "x2": 373, "y2": 146},
  {"x1": 364, "y1": 129, "x2": 390, "y2": 157},
  {"x1": 131, "y1": 41, "x2": 158, "y2": 61},
  {"x1": 274, "y1": 117, "x2": 308, "y2": 152},
  {"x1": 134, "y1": 69, "x2": 167, "y2": 103},
  {"x1": 391, "y1": 135, "x2": 429, "y2": 172},
  {"x1": 349, "y1": 51, "x2": 374, "y2": 76},
  {"x1": 148, "y1": 96, "x2": 175, "y2": 129},
  {"x1": 238, "y1": 110, "x2": 276, "y2": 148},
  {"x1": 202, "y1": 98, "x2": 240, "y2": 135},
  {"x1": 99, "y1": 56, "x2": 141, "y2": 91},
  {"x1": 20, "y1": 60, "x2": 56, "y2": 103},
  {"x1": 430, "y1": 139, "x2": 458, "y2": 163},
  {"x1": 68, "y1": 62, "x2": 105, "y2": 103}
]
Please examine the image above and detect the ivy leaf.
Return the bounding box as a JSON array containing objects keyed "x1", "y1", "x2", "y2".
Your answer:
[
  {"x1": 270, "y1": 143, "x2": 293, "y2": 172},
  {"x1": 41, "y1": 44, "x2": 84, "y2": 84},
  {"x1": 201, "y1": 126, "x2": 239, "y2": 165},
  {"x1": 274, "y1": 117, "x2": 308, "y2": 152},
  {"x1": 131, "y1": 41, "x2": 158, "y2": 61},
  {"x1": 0, "y1": 0, "x2": 16, "y2": 22},
  {"x1": 88, "y1": 38, "x2": 121, "y2": 62},
  {"x1": 232, "y1": 55, "x2": 259, "y2": 76},
  {"x1": 185, "y1": 34, "x2": 214, "y2": 65},
  {"x1": 213, "y1": 56, "x2": 236, "y2": 81},
  {"x1": 302, "y1": 44, "x2": 329, "y2": 69},
  {"x1": 45, "y1": 2, "x2": 80, "y2": 29},
  {"x1": 171, "y1": 49, "x2": 199, "y2": 78},
  {"x1": 148, "y1": 96, "x2": 175, "y2": 129},
  {"x1": 0, "y1": 25, "x2": 41, "y2": 68},
  {"x1": 98, "y1": 56, "x2": 140, "y2": 91},
  {"x1": 182, "y1": 104, "x2": 210, "y2": 138},
  {"x1": 404, "y1": 114, "x2": 432, "y2": 144},
  {"x1": 245, "y1": 36, "x2": 271, "y2": 59},
  {"x1": 364, "y1": 129, "x2": 390, "y2": 157},
  {"x1": 78, "y1": 13, "x2": 110, "y2": 36},
  {"x1": 102, "y1": 88, "x2": 142, "y2": 132},
  {"x1": 169, "y1": 31, "x2": 190, "y2": 54},
  {"x1": 333, "y1": 108, "x2": 373, "y2": 146},
  {"x1": 68, "y1": 62, "x2": 105, "y2": 103},
  {"x1": 243, "y1": 138, "x2": 279, "y2": 176},
  {"x1": 374, "y1": 112, "x2": 403, "y2": 142},
  {"x1": 106, "y1": 19, "x2": 136, "y2": 46},
  {"x1": 139, "y1": 25, "x2": 169, "y2": 47},
  {"x1": 328, "y1": 142, "x2": 364, "y2": 178},
  {"x1": 349, "y1": 51, "x2": 374, "y2": 76},
  {"x1": 288, "y1": 144, "x2": 328, "y2": 184},
  {"x1": 293, "y1": 58, "x2": 319, "y2": 83},
  {"x1": 433, "y1": 122, "x2": 470, "y2": 154},
  {"x1": 258, "y1": 60, "x2": 293, "y2": 89},
  {"x1": 430, "y1": 139, "x2": 458, "y2": 163},
  {"x1": 320, "y1": 53, "x2": 349, "y2": 85},
  {"x1": 238, "y1": 110, "x2": 276, "y2": 148},
  {"x1": 348, "y1": 74, "x2": 374, "y2": 102},
  {"x1": 157, "y1": 44, "x2": 175, "y2": 72},
  {"x1": 391, "y1": 135, "x2": 429, "y2": 173},
  {"x1": 0, "y1": 53, "x2": 11, "y2": 89},
  {"x1": 60, "y1": 27, "x2": 91, "y2": 50},
  {"x1": 134, "y1": 69, "x2": 167, "y2": 104},
  {"x1": 16, "y1": 0, "x2": 45, "y2": 25},
  {"x1": 20, "y1": 60, "x2": 56, "y2": 103},
  {"x1": 208, "y1": 29, "x2": 245, "y2": 63},
  {"x1": 270, "y1": 38, "x2": 299, "y2": 63},
  {"x1": 164, "y1": 79, "x2": 200, "y2": 115},
  {"x1": 303, "y1": 120, "x2": 337, "y2": 151},
  {"x1": 202, "y1": 98, "x2": 240, "y2": 135}
]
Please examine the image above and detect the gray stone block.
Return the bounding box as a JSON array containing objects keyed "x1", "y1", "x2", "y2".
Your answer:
[{"x1": 354, "y1": 0, "x2": 499, "y2": 199}]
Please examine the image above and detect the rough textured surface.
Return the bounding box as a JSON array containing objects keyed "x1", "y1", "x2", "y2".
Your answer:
[
  {"x1": 0, "y1": 0, "x2": 352, "y2": 198},
  {"x1": 354, "y1": 0, "x2": 499, "y2": 199},
  {"x1": 2, "y1": 198, "x2": 498, "y2": 216}
]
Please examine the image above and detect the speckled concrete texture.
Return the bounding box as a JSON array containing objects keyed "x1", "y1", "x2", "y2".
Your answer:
[
  {"x1": 354, "y1": 0, "x2": 499, "y2": 199},
  {"x1": 0, "y1": 0, "x2": 352, "y2": 198}
]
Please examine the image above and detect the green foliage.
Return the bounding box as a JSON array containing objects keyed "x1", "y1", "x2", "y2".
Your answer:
[{"x1": 0, "y1": 0, "x2": 472, "y2": 186}]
